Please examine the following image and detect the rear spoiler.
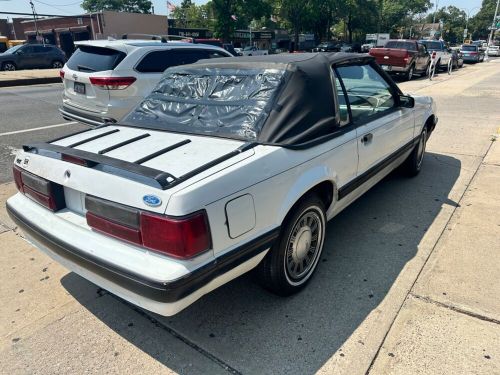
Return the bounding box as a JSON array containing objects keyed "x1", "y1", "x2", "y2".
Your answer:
[{"x1": 22, "y1": 140, "x2": 256, "y2": 190}]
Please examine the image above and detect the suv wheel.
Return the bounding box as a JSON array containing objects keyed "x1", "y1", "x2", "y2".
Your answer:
[
  {"x1": 257, "y1": 194, "x2": 326, "y2": 296},
  {"x1": 2, "y1": 62, "x2": 16, "y2": 71},
  {"x1": 51, "y1": 60, "x2": 64, "y2": 69}
]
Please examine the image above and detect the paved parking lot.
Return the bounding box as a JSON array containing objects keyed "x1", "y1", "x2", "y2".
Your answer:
[{"x1": 1, "y1": 60, "x2": 499, "y2": 374}]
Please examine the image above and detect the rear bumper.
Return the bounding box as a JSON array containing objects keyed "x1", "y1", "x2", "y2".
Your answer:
[
  {"x1": 59, "y1": 105, "x2": 116, "y2": 127},
  {"x1": 462, "y1": 56, "x2": 479, "y2": 62},
  {"x1": 7, "y1": 200, "x2": 278, "y2": 315}
]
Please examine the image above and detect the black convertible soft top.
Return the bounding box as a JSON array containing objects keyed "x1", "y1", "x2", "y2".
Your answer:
[{"x1": 122, "y1": 53, "x2": 375, "y2": 147}]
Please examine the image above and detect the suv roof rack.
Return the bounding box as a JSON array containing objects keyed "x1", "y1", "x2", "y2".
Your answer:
[{"x1": 120, "y1": 33, "x2": 195, "y2": 43}]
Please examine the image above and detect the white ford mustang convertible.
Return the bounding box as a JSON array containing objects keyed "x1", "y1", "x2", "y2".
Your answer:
[{"x1": 7, "y1": 53, "x2": 437, "y2": 316}]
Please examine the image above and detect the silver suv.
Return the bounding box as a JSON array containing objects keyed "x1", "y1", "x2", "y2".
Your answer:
[{"x1": 59, "y1": 39, "x2": 233, "y2": 126}]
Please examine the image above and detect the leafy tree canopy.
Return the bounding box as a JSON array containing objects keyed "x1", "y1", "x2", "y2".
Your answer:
[{"x1": 81, "y1": 0, "x2": 152, "y2": 13}]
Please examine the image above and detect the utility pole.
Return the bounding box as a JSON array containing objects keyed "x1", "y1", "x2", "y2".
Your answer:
[
  {"x1": 432, "y1": 0, "x2": 439, "y2": 39},
  {"x1": 487, "y1": 0, "x2": 500, "y2": 47},
  {"x1": 29, "y1": 0, "x2": 42, "y2": 44}
]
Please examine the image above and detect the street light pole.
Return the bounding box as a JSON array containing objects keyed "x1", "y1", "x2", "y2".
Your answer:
[{"x1": 29, "y1": 0, "x2": 41, "y2": 44}]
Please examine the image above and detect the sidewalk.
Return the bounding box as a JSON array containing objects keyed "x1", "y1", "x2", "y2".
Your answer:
[
  {"x1": 368, "y1": 137, "x2": 500, "y2": 374},
  {"x1": 0, "y1": 69, "x2": 60, "y2": 88}
]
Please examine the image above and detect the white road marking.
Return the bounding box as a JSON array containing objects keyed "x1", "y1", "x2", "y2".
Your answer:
[{"x1": 0, "y1": 121, "x2": 78, "y2": 137}]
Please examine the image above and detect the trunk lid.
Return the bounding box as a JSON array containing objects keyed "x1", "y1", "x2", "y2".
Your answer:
[{"x1": 21, "y1": 125, "x2": 253, "y2": 216}]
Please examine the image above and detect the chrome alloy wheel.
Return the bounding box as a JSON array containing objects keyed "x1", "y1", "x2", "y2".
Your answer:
[{"x1": 284, "y1": 207, "x2": 325, "y2": 285}]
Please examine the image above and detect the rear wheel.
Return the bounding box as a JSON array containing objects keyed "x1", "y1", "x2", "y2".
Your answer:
[
  {"x1": 51, "y1": 60, "x2": 64, "y2": 69},
  {"x1": 2, "y1": 62, "x2": 16, "y2": 71},
  {"x1": 404, "y1": 65, "x2": 414, "y2": 81},
  {"x1": 257, "y1": 195, "x2": 326, "y2": 296}
]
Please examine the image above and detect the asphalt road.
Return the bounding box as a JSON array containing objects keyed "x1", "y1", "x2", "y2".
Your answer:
[{"x1": 0, "y1": 83, "x2": 87, "y2": 183}]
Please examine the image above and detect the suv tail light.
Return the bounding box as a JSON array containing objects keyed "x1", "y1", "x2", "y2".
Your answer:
[
  {"x1": 89, "y1": 76, "x2": 136, "y2": 90},
  {"x1": 59, "y1": 70, "x2": 65, "y2": 80},
  {"x1": 432, "y1": 51, "x2": 437, "y2": 59},
  {"x1": 85, "y1": 195, "x2": 211, "y2": 259},
  {"x1": 12, "y1": 165, "x2": 65, "y2": 211}
]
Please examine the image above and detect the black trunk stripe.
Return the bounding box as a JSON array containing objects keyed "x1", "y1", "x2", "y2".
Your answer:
[
  {"x1": 134, "y1": 139, "x2": 191, "y2": 164},
  {"x1": 49, "y1": 124, "x2": 109, "y2": 144},
  {"x1": 68, "y1": 129, "x2": 120, "y2": 148},
  {"x1": 98, "y1": 133, "x2": 151, "y2": 155},
  {"x1": 166, "y1": 142, "x2": 258, "y2": 189}
]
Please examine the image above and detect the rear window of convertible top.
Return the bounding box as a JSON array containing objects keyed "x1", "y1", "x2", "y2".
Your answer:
[{"x1": 122, "y1": 68, "x2": 286, "y2": 141}]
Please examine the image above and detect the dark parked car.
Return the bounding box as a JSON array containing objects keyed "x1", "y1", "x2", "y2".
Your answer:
[
  {"x1": 460, "y1": 44, "x2": 485, "y2": 63},
  {"x1": 0, "y1": 44, "x2": 66, "y2": 71},
  {"x1": 312, "y1": 42, "x2": 340, "y2": 52}
]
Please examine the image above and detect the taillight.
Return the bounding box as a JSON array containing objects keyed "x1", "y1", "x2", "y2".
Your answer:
[
  {"x1": 12, "y1": 165, "x2": 65, "y2": 211},
  {"x1": 89, "y1": 76, "x2": 136, "y2": 90},
  {"x1": 59, "y1": 70, "x2": 65, "y2": 80},
  {"x1": 432, "y1": 51, "x2": 437, "y2": 59},
  {"x1": 85, "y1": 195, "x2": 211, "y2": 259},
  {"x1": 470, "y1": 52, "x2": 478, "y2": 55},
  {"x1": 141, "y1": 211, "x2": 210, "y2": 258}
]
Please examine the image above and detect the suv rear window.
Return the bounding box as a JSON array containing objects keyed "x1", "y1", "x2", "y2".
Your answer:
[
  {"x1": 384, "y1": 41, "x2": 417, "y2": 51},
  {"x1": 66, "y1": 46, "x2": 126, "y2": 72},
  {"x1": 136, "y1": 49, "x2": 229, "y2": 73},
  {"x1": 420, "y1": 41, "x2": 443, "y2": 51},
  {"x1": 461, "y1": 45, "x2": 478, "y2": 51}
]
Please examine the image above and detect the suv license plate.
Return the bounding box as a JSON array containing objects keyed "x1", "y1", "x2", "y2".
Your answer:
[{"x1": 74, "y1": 82, "x2": 86, "y2": 95}]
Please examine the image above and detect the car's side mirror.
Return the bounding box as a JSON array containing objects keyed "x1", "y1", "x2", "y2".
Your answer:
[
  {"x1": 400, "y1": 94, "x2": 415, "y2": 108},
  {"x1": 15, "y1": 50, "x2": 23, "y2": 55}
]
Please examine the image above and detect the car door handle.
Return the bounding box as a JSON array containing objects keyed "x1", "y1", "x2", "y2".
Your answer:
[{"x1": 361, "y1": 133, "x2": 373, "y2": 144}]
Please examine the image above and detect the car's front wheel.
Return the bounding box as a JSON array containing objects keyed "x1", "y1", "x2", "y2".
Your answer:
[
  {"x1": 257, "y1": 194, "x2": 326, "y2": 296},
  {"x1": 2, "y1": 62, "x2": 16, "y2": 71}
]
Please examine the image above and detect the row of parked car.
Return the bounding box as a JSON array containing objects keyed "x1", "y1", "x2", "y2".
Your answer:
[{"x1": 367, "y1": 39, "x2": 491, "y2": 81}]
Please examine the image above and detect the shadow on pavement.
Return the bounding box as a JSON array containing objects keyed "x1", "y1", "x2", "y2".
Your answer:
[{"x1": 62, "y1": 151, "x2": 461, "y2": 374}]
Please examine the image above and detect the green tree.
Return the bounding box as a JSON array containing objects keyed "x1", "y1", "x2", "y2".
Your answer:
[
  {"x1": 81, "y1": 0, "x2": 152, "y2": 13},
  {"x1": 469, "y1": 0, "x2": 499, "y2": 40},
  {"x1": 425, "y1": 6, "x2": 467, "y2": 43}
]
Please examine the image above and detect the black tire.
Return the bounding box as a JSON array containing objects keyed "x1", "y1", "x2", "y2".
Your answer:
[
  {"x1": 404, "y1": 65, "x2": 415, "y2": 81},
  {"x1": 51, "y1": 60, "x2": 64, "y2": 69},
  {"x1": 402, "y1": 127, "x2": 428, "y2": 177},
  {"x1": 256, "y1": 194, "x2": 326, "y2": 296},
  {"x1": 2, "y1": 61, "x2": 16, "y2": 71}
]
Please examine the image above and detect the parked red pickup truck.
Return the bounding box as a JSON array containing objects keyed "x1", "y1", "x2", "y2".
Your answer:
[{"x1": 369, "y1": 40, "x2": 430, "y2": 81}]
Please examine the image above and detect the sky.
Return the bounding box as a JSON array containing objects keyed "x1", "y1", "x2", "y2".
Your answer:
[{"x1": 0, "y1": 0, "x2": 485, "y2": 19}]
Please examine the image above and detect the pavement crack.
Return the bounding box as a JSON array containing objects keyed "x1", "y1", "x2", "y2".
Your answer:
[
  {"x1": 410, "y1": 293, "x2": 500, "y2": 325},
  {"x1": 109, "y1": 294, "x2": 242, "y2": 375}
]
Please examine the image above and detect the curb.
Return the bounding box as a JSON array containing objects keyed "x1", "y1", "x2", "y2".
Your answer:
[{"x1": 0, "y1": 77, "x2": 61, "y2": 88}]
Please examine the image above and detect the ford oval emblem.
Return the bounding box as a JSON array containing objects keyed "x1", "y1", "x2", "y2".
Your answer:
[{"x1": 143, "y1": 195, "x2": 162, "y2": 207}]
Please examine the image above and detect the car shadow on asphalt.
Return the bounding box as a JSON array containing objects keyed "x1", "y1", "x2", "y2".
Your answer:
[{"x1": 61, "y1": 151, "x2": 461, "y2": 375}]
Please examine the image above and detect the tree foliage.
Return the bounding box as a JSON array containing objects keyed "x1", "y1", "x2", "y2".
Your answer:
[
  {"x1": 81, "y1": 0, "x2": 152, "y2": 13},
  {"x1": 165, "y1": 0, "x2": 497, "y2": 45}
]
